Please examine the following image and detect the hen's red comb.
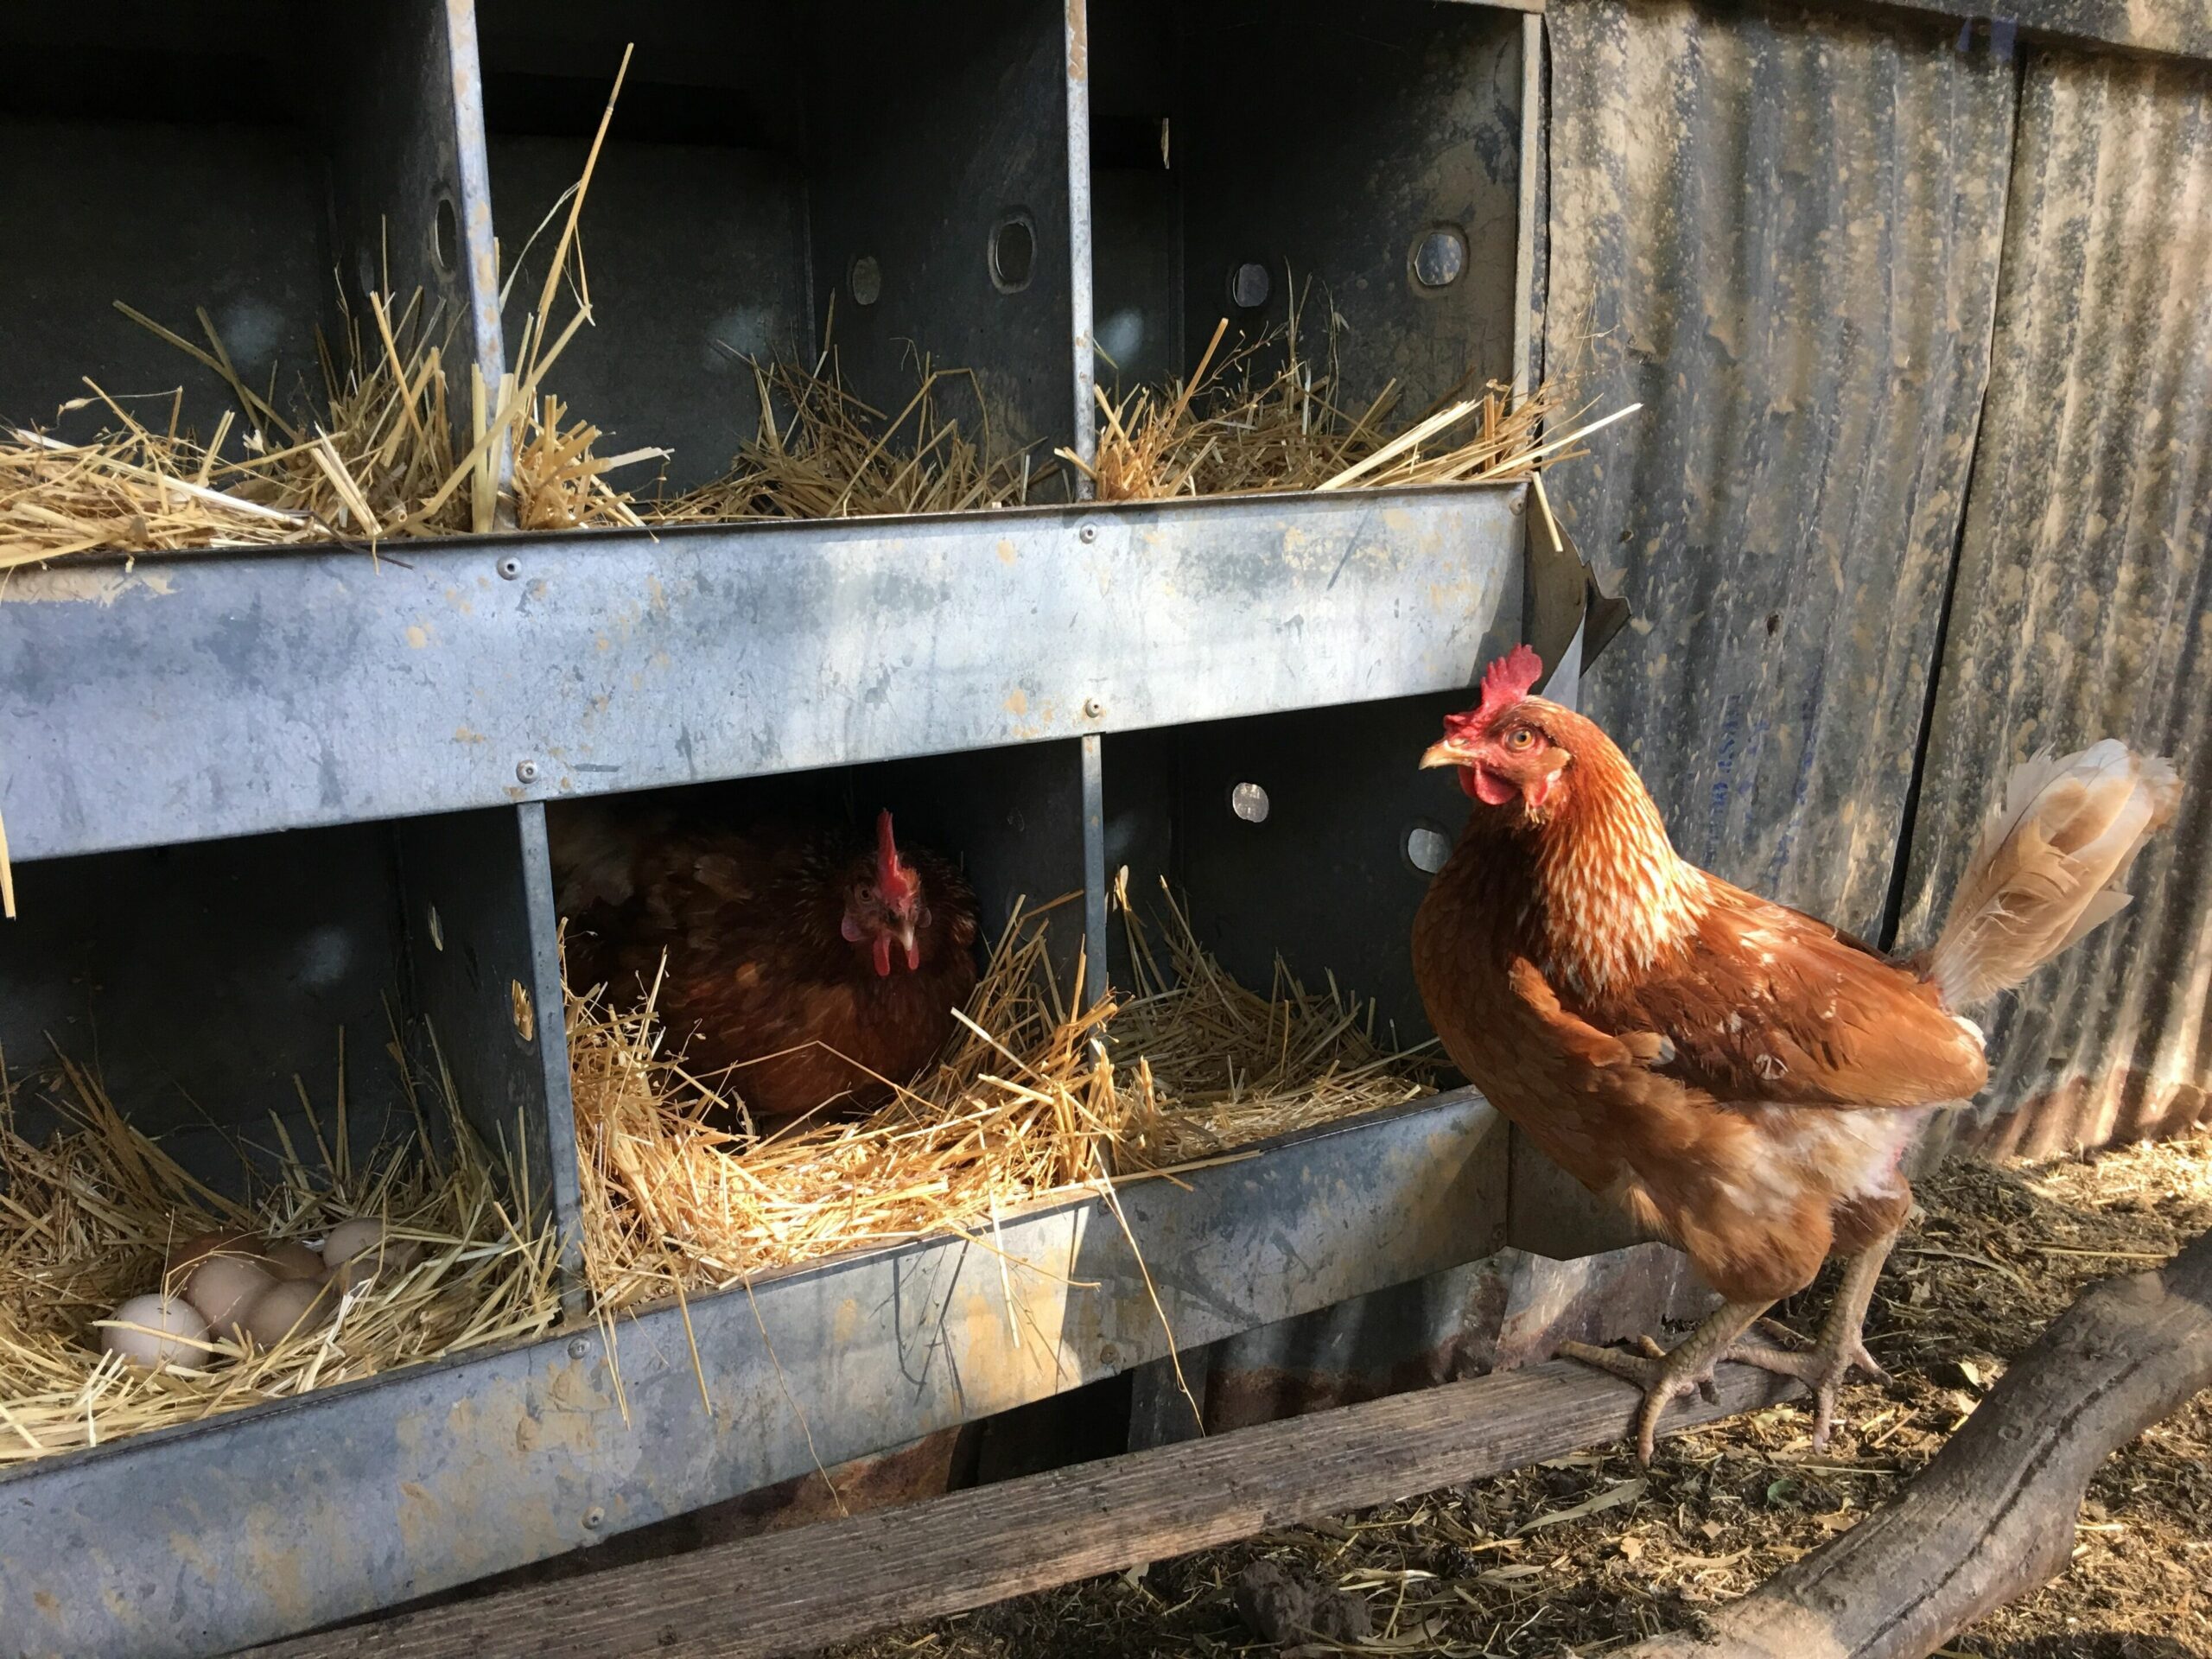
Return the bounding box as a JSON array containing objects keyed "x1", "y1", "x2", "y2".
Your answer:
[
  {"x1": 876, "y1": 810, "x2": 918, "y2": 903},
  {"x1": 1478, "y1": 645, "x2": 1544, "y2": 715}
]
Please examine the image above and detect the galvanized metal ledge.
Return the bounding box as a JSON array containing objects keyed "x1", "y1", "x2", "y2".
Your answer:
[
  {"x1": 0, "y1": 482, "x2": 1523, "y2": 863},
  {"x1": 0, "y1": 1084, "x2": 1505, "y2": 1658}
]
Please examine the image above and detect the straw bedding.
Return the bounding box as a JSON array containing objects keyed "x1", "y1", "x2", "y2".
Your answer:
[
  {"x1": 0, "y1": 883, "x2": 1436, "y2": 1459},
  {"x1": 1061, "y1": 293, "x2": 1631, "y2": 505},
  {"x1": 0, "y1": 1038, "x2": 562, "y2": 1466},
  {"x1": 1, "y1": 48, "x2": 1628, "y2": 570},
  {"x1": 569, "y1": 886, "x2": 1439, "y2": 1315}
]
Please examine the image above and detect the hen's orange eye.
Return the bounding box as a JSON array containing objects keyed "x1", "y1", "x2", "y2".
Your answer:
[{"x1": 1505, "y1": 728, "x2": 1536, "y2": 752}]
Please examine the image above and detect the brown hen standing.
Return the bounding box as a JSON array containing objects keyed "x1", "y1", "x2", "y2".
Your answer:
[
  {"x1": 553, "y1": 804, "x2": 979, "y2": 1132},
  {"x1": 1413, "y1": 645, "x2": 2180, "y2": 1461}
]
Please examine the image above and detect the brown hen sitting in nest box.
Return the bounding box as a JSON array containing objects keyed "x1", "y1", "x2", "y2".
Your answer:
[{"x1": 552, "y1": 804, "x2": 980, "y2": 1133}]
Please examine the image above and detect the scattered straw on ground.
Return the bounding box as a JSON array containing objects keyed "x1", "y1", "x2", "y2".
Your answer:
[
  {"x1": 835, "y1": 1128, "x2": 2212, "y2": 1658},
  {"x1": 0, "y1": 1037, "x2": 563, "y2": 1465},
  {"x1": 569, "y1": 887, "x2": 1436, "y2": 1316}
]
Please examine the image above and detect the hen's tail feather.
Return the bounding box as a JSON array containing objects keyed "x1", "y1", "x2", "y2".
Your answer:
[{"x1": 1927, "y1": 740, "x2": 2181, "y2": 1010}]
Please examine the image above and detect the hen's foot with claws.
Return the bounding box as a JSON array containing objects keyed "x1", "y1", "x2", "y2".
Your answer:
[
  {"x1": 1719, "y1": 1329, "x2": 1891, "y2": 1452},
  {"x1": 1560, "y1": 1309, "x2": 1777, "y2": 1465}
]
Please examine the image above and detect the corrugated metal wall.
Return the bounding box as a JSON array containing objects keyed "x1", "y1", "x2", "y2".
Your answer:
[
  {"x1": 1542, "y1": 0, "x2": 2210, "y2": 1158},
  {"x1": 1898, "y1": 47, "x2": 2212, "y2": 1157},
  {"x1": 1541, "y1": 0, "x2": 2018, "y2": 938}
]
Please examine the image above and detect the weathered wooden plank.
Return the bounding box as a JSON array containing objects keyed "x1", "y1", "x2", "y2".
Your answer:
[
  {"x1": 1543, "y1": 0, "x2": 2016, "y2": 937},
  {"x1": 1899, "y1": 47, "x2": 2212, "y2": 1160},
  {"x1": 253, "y1": 1361, "x2": 1800, "y2": 1659}
]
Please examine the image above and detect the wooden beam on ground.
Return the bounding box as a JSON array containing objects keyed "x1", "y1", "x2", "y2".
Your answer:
[
  {"x1": 247, "y1": 1360, "x2": 1800, "y2": 1659},
  {"x1": 1620, "y1": 1227, "x2": 2212, "y2": 1659}
]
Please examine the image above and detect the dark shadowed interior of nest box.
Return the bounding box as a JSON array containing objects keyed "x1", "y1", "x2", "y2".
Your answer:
[
  {"x1": 0, "y1": 3, "x2": 482, "y2": 445},
  {"x1": 0, "y1": 803, "x2": 564, "y2": 1212},
  {"x1": 1087, "y1": 0, "x2": 1525, "y2": 412},
  {"x1": 475, "y1": 0, "x2": 1083, "y2": 493}
]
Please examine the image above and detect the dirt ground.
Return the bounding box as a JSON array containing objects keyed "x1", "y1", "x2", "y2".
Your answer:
[{"x1": 840, "y1": 1129, "x2": 2212, "y2": 1658}]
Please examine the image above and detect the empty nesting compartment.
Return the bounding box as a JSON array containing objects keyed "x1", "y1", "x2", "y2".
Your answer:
[
  {"x1": 1089, "y1": 0, "x2": 1525, "y2": 419},
  {"x1": 1103, "y1": 687, "x2": 1490, "y2": 1066},
  {"x1": 0, "y1": 3, "x2": 479, "y2": 442},
  {"x1": 476, "y1": 0, "x2": 1082, "y2": 494}
]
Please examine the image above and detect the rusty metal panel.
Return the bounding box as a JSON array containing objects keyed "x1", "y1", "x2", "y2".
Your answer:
[
  {"x1": 1897, "y1": 47, "x2": 2212, "y2": 1158},
  {"x1": 1541, "y1": 0, "x2": 2017, "y2": 936}
]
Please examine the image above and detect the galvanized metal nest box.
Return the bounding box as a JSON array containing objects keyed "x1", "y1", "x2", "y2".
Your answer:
[{"x1": 0, "y1": 2, "x2": 1607, "y2": 1652}]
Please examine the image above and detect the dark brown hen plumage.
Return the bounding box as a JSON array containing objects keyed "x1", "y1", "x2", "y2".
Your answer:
[{"x1": 553, "y1": 804, "x2": 980, "y2": 1131}]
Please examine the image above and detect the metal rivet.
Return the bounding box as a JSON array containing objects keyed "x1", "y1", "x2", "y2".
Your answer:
[
  {"x1": 1229, "y1": 262, "x2": 1271, "y2": 309},
  {"x1": 1230, "y1": 782, "x2": 1270, "y2": 823},
  {"x1": 1078, "y1": 523, "x2": 1097, "y2": 543},
  {"x1": 516, "y1": 759, "x2": 540, "y2": 784},
  {"x1": 498, "y1": 555, "x2": 522, "y2": 580},
  {"x1": 1405, "y1": 823, "x2": 1453, "y2": 875},
  {"x1": 1097, "y1": 1342, "x2": 1119, "y2": 1365},
  {"x1": 1083, "y1": 697, "x2": 1106, "y2": 720},
  {"x1": 849, "y1": 255, "x2": 882, "y2": 307},
  {"x1": 582, "y1": 1506, "x2": 606, "y2": 1530},
  {"x1": 1413, "y1": 226, "x2": 1468, "y2": 289},
  {"x1": 569, "y1": 1337, "x2": 593, "y2": 1361}
]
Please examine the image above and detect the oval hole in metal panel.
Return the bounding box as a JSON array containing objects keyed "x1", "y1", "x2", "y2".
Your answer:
[{"x1": 989, "y1": 214, "x2": 1035, "y2": 293}]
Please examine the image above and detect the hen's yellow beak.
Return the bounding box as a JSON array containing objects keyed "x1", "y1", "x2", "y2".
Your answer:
[{"x1": 1420, "y1": 740, "x2": 1470, "y2": 771}]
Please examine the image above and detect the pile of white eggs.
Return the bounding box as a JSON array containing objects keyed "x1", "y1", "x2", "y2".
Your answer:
[{"x1": 99, "y1": 1218, "x2": 418, "y2": 1370}]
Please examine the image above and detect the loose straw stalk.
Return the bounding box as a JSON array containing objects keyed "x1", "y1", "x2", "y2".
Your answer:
[{"x1": 569, "y1": 884, "x2": 1437, "y2": 1315}]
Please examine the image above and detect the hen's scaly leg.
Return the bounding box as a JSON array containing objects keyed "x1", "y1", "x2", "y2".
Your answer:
[
  {"x1": 1723, "y1": 1229, "x2": 1900, "y2": 1451},
  {"x1": 1560, "y1": 1299, "x2": 1774, "y2": 1465}
]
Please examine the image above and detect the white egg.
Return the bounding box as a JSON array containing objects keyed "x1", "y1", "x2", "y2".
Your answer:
[
  {"x1": 261, "y1": 1239, "x2": 326, "y2": 1281},
  {"x1": 241, "y1": 1278, "x2": 335, "y2": 1347},
  {"x1": 186, "y1": 1253, "x2": 278, "y2": 1340},
  {"x1": 321, "y1": 1217, "x2": 385, "y2": 1269},
  {"x1": 101, "y1": 1294, "x2": 210, "y2": 1370}
]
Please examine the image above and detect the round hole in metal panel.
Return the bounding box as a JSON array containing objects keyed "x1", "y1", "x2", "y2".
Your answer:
[
  {"x1": 1411, "y1": 226, "x2": 1468, "y2": 289},
  {"x1": 1228, "y1": 262, "x2": 1271, "y2": 310},
  {"x1": 849, "y1": 255, "x2": 883, "y2": 307},
  {"x1": 427, "y1": 904, "x2": 445, "y2": 951},
  {"x1": 989, "y1": 213, "x2": 1035, "y2": 293},
  {"x1": 433, "y1": 194, "x2": 460, "y2": 276},
  {"x1": 1405, "y1": 822, "x2": 1453, "y2": 876},
  {"x1": 1230, "y1": 782, "x2": 1270, "y2": 824}
]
